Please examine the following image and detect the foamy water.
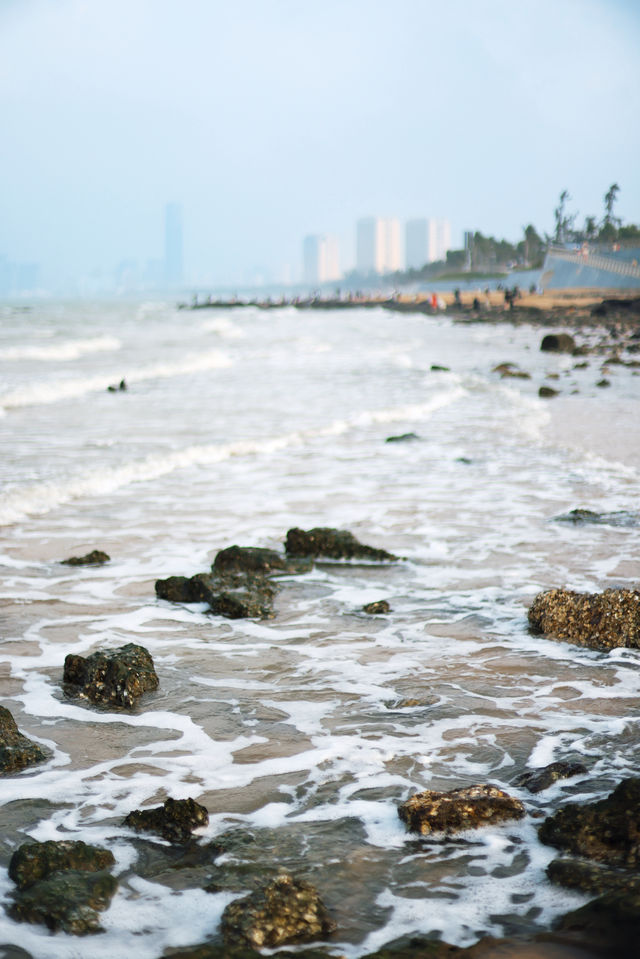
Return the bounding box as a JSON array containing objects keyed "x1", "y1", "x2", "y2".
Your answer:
[{"x1": 1, "y1": 298, "x2": 640, "y2": 958}]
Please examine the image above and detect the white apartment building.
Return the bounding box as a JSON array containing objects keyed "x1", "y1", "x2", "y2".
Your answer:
[
  {"x1": 303, "y1": 234, "x2": 341, "y2": 286},
  {"x1": 356, "y1": 217, "x2": 403, "y2": 274},
  {"x1": 405, "y1": 217, "x2": 452, "y2": 267}
]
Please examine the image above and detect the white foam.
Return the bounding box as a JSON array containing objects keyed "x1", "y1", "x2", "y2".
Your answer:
[{"x1": 0, "y1": 335, "x2": 121, "y2": 362}]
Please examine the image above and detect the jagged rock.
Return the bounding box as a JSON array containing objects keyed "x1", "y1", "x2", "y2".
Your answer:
[
  {"x1": 540, "y1": 333, "x2": 576, "y2": 353},
  {"x1": 285, "y1": 527, "x2": 398, "y2": 562},
  {"x1": 8, "y1": 839, "x2": 117, "y2": 935},
  {"x1": 212, "y1": 545, "x2": 310, "y2": 575},
  {"x1": 0, "y1": 706, "x2": 48, "y2": 774},
  {"x1": 539, "y1": 385, "x2": 559, "y2": 398},
  {"x1": 61, "y1": 550, "x2": 110, "y2": 566},
  {"x1": 9, "y1": 840, "x2": 115, "y2": 889},
  {"x1": 398, "y1": 784, "x2": 525, "y2": 835},
  {"x1": 124, "y1": 796, "x2": 209, "y2": 844},
  {"x1": 9, "y1": 869, "x2": 117, "y2": 934},
  {"x1": 363, "y1": 600, "x2": 391, "y2": 614},
  {"x1": 155, "y1": 574, "x2": 210, "y2": 603},
  {"x1": 547, "y1": 857, "x2": 640, "y2": 895},
  {"x1": 528, "y1": 588, "x2": 640, "y2": 650},
  {"x1": 514, "y1": 760, "x2": 587, "y2": 793},
  {"x1": 539, "y1": 778, "x2": 640, "y2": 866},
  {"x1": 385, "y1": 432, "x2": 421, "y2": 443},
  {"x1": 63, "y1": 642, "x2": 159, "y2": 709},
  {"x1": 221, "y1": 873, "x2": 336, "y2": 949}
]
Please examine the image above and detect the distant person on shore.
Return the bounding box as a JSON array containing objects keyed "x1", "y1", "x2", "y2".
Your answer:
[{"x1": 454, "y1": 288, "x2": 462, "y2": 306}]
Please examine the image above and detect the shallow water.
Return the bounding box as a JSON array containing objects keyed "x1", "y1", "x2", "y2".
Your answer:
[{"x1": 1, "y1": 299, "x2": 640, "y2": 958}]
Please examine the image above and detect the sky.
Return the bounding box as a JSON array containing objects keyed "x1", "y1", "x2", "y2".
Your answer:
[{"x1": 1, "y1": 0, "x2": 639, "y2": 289}]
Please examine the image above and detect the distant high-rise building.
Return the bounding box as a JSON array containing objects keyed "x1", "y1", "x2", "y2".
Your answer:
[
  {"x1": 303, "y1": 234, "x2": 340, "y2": 286},
  {"x1": 164, "y1": 202, "x2": 183, "y2": 287},
  {"x1": 405, "y1": 219, "x2": 429, "y2": 270},
  {"x1": 426, "y1": 218, "x2": 452, "y2": 263},
  {"x1": 356, "y1": 217, "x2": 403, "y2": 274}
]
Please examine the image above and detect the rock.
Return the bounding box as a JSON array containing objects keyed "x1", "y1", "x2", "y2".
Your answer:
[
  {"x1": 430, "y1": 364, "x2": 450, "y2": 372},
  {"x1": 539, "y1": 778, "x2": 640, "y2": 866},
  {"x1": 527, "y1": 587, "x2": 640, "y2": 650},
  {"x1": 63, "y1": 642, "x2": 159, "y2": 709},
  {"x1": 164, "y1": 945, "x2": 332, "y2": 959},
  {"x1": 385, "y1": 432, "x2": 421, "y2": 443},
  {"x1": 554, "y1": 509, "x2": 640, "y2": 528},
  {"x1": 221, "y1": 872, "x2": 336, "y2": 949},
  {"x1": 212, "y1": 545, "x2": 310, "y2": 575},
  {"x1": 124, "y1": 796, "x2": 209, "y2": 844},
  {"x1": 9, "y1": 840, "x2": 115, "y2": 889},
  {"x1": 398, "y1": 784, "x2": 525, "y2": 835},
  {"x1": 514, "y1": 761, "x2": 587, "y2": 794},
  {"x1": 155, "y1": 574, "x2": 209, "y2": 603},
  {"x1": 492, "y1": 363, "x2": 531, "y2": 379},
  {"x1": 540, "y1": 333, "x2": 576, "y2": 353},
  {"x1": 539, "y1": 386, "x2": 559, "y2": 398},
  {"x1": 363, "y1": 600, "x2": 391, "y2": 614},
  {"x1": 285, "y1": 528, "x2": 398, "y2": 562},
  {"x1": 596, "y1": 378, "x2": 611, "y2": 388},
  {"x1": 555, "y1": 889, "x2": 640, "y2": 957},
  {"x1": 61, "y1": 550, "x2": 110, "y2": 566},
  {"x1": 547, "y1": 857, "x2": 640, "y2": 895},
  {"x1": 0, "y1": 706, "x2": 48, "y2": 774},
  {"x1": 9, "y1": 869, "x2": 117, "y2": 934},
  {"x1": 8, "y1": 839, "x2": 117, "y2": 935}
]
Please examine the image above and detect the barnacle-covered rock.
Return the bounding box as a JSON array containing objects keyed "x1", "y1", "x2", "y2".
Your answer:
[
  {"x1": 63, "y1": 642, "x2": 159, "y2": 709},
  {"x1": 0, "y1": 706, "x2": 48, "y2": 774},
  {"x1": 9, "y1": 840, "x2": 115, "y2": 889},
  {"x1": 221, "y1": 872, "x2": 336, "y2": 949},
  {"x1": 398, "y1": 784, "x2": 525, "y2": 835},
  {"x1": 285, "y1": 527, "x2": 398, "y2": 562},
  {"x1": 124, "y1": 796, "x2": 209, "y2": 844},
  {"x1": 528, "y1": 587, "x2": 640, "y2": 650},
  {"x1": 514, "y1": 760, "x2": 587, "y2": 794}
]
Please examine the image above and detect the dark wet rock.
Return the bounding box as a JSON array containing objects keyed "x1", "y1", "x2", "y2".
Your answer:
[
  {"x1": 528, "y1": 588, "x2": 640, "y2": 650},
  {"x1": 164, "y1": 945, "x2": 332, "y2": 959},
  {"x1": 9, "y1": 839, "x2": 115, "y2": 889},
  {"x1": 363, "y1": 600, "x2": 391, "y2": 614},
  {"x1": 539, "y1": 778, "x2": 640, "y2": 866},
  {"x1": 63, "y1": 642, "x2": 159, "y2": 709},
  {"x1": 554, "y1": 509, "x2": 640, "y2": 528},
  {"x1": 555, "y1": 889, "x2": 640, "y2": 957},
  {"x1": 221, "y1": 872, "x2": 336, "y2": 949},
  {"x1": 124, "y1": 796, "x2": 209, "y2": 844},
  {"x1": 285, "y1": 527, "x2": 398, "y2": 562},
  {"x1": 212, "y1": 545, "x2": 311, "y2": 576},
  {"x1": 385, "y1": 432, "x2": 421, "y2": 443},
  {"x1": 596, "y1": 378, "x2": 611, "y2": 388},
  {"x1": 398, "y1": 784, "x2": 525, "y2": 835},
  {"x1": 155, "y1": 574, "x2": 209, "y2": 603},
  {"x1": 0, "y1": 706, "x2": 48, "y2": 774},
  {"x1": 539, "y1": 385, "x2": 559, "y2": 398},
  {"x1": 540, "y1": 333, "x2": 576, "y2": 353},
  {"x1": 9, "y1": 869, "x2": 117, "y2": 934},
  {"x1": 492, "y1": 362, "x2": 531, "y2": 379},
  {"x1": 547, "y1": 857, "x2": 640, "y2": 895},
  {"x1": 514, "y1": 761, "x2": 588, "y2": 794},
  {"x1": 61, "y1": 549, "x2": 110, "y2": 566},
  {"x1": 430, "y1": 364, "x2": 450, "y2": 372}
]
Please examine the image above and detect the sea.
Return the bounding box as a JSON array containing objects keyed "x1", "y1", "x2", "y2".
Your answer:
[{"x1": 1, "y1": 297, "x2": 640, "y2": 958}]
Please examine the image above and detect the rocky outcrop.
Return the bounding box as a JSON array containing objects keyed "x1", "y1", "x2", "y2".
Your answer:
[
  {"x1": 156, "y1": 570, "x2": 277, "y2": 619},
  {"x1": 0, "y1": 706, "x2": 48, "y2": 774},
  {"x1": 8, "y1": 839, "x2": 117, "y2": 935},
  {"x1": 221, "y1": 873, "x2": 336, "y2": 949},
  {"x1": 540, "y1": 333, "x2": 576, "y2": 353},
  {"x1": 539, "y1": 777, "x2": 640, "y2": 866},
  {"x1": 363, "y1": 600, "x2": 391, "y2": 614},
  {"x1": 528, "y1": 588, "x2": 640, "y2": 650},
  {"x1": 63, "y1": 642, "x2": 159, "y2": 709},
  {"x1": 124, "y1": 797, "x2": 209, "y2": 844},
  {"x1": 398, "y1": 784, "x2": 525, "y2": 836},
  {"x1": 514, "y1": 760, "x2": 587, "y2": 794},
  {"x1": 61, "y1": 550, "x2": 110, "y2": 566},
  {"x1": 212, "y1": 545, "x2": 310, "y2": 576},
  {"x1": 285, "y1": 527, "x2": 398, "y2": 562}
]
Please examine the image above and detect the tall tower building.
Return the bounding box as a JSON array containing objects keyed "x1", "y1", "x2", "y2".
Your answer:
[
  {"x1": 426, "y1": 218, "x2": 452, "y2": 263},
  {"x1": 356, "y1": 217, "x2": 403, "y2": 274},
  {"x1": 303, "y1": 234, "x2": 340, "y2": 286},
  {"x1": 164, "y1": 202, "x2": 183, "y2": 287},
  {"x1": 405, "y1": 219, "x2": 429, "y2": 270}
]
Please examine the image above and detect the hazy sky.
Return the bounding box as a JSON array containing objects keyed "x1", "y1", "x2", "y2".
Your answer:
[{"x1": 1, "y1": 0, "x2": 639, "y2": 287}]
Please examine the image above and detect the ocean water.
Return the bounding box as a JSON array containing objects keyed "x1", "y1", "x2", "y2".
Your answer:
[{"x1": 1, "y1": 298, "x2": 640, "y2": 958}]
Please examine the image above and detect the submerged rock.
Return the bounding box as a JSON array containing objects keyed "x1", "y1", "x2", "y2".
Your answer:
[
  {"x1": 539, "y1": 385, "x2": 559, "y2": 398},
  {"x1": 539, "y1": 777, "x2": 640, "y2": 866},
  {"x1": 0, "y1": 706, "x2": 48, "y2": 774},
  {"x1": 556, "y1": 889, "x2": 640, "y2": 957},
  {"x1": 540, "y1": 333, "x2": 576, "y2": 353},
  {"x1": 385, "y1": 432, "x2": 421, "y2": 443},
  {"x1": 63, "y1": 642, "x2": 159, "y2": 709},
  {"x1": 212, "y1": 545, "x2": 310, "y2": 576},
  {"x1": 554, "y1": 508, "x2": 640, "y2": 528},
  {"x1": 363, "y1": 600, "x2": 391, "y2": 614},
  {"x1": 221, "y1": 872, "x2": 336, "y2": 949},
  {"x1": 61, "y1": 549, "x2": 110, "y2": 566},
  {"x1": 547, "y1": 857, "x2": 640, "y2": 895},
  {"x1": 8, "y1": 839, "x2": 117, "y2": 935},
  {"x1": 514, "y1": 760, "x2": 587, "y2": 794},
  {"x1": 528, "y1": 587, "x2": 640, "y2": 650},
  {"x1": 398, "y1": 784, "x2": 525, "y2": 835},
  {"x1": 285, "y1": 527, "x2": 398, "y2": 562},
  {"x1": 124, "y1": 796, "x2": 209, "y2": 844}
]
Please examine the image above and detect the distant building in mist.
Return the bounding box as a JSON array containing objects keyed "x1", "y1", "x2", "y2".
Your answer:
[
  {"x1": 164, "y1": 202, "x2": 183, "y2": 287},
  {"x1": 0, "y1": 256, "x2": 40, "y2": 296},
  {"x1": 405, "y1": 218, "x2": 452, "y2": 268},
  {"x1": 303, "y1": 234, "x2": 341, "y2": 286},
  {"x1": 356, "y1": 217, "x2": 403, "y2": 275}
]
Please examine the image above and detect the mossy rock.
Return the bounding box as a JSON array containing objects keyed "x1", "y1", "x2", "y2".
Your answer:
[
  {"x1": 9, "y1": 839, "x2": 115, "y2": 889},
  {"x1": 124, "y1": 796, "x2": 209, "y2": 844},
  {"x1": 285, "y1": 527, "x2": 397, "y2": 562},
  {"x1": 63, "y1": 642, "x2": 159, "y2": 709},
  {"x1": 0, "y1": 706, "x2": 48, "y2": 774}
]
